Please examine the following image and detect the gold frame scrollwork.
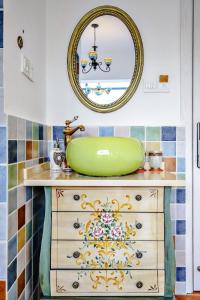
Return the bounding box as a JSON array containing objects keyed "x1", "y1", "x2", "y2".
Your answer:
[{"x1": 67, "y1": 5, "x2": 144, "y2": 113}]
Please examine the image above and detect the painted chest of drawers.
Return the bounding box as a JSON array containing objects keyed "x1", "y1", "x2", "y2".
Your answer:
[{"x1": 39, "y1": 186, "x2": 175, "y2": 298}]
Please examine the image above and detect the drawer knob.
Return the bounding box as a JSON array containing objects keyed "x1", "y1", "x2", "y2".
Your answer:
[
  {"x1": 73, "y1": 222, "x2": 80, "y2": 229},
  {"x1": 136, "y1": 222, "x2": 142, "y2": 229},
  {"x1": 73, "y1": 194, "x2": 80, "y2": 201},
  {"x1": 72, "y1": 281, "x2": 79, "y2": 289},
  {"x1": 73, "y1": 251, "x2": 80, "y2": 258},
  {"x1": 197, "y1": 266, "x2": 200, "y2": 272},
  {"x1": 136, "y1": 281, "x2": 143, "y2": 289},
  {"x1": 136, "y1": 251, "x2": 143, "y2": 259},
  {"x1": 135, "y1": 194, "x2": 142, "y2": 201}
]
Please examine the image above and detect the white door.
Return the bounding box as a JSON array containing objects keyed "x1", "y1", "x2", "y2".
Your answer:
[{"x1": 193, "y1": 0, "x2": 200, "y2": 291}]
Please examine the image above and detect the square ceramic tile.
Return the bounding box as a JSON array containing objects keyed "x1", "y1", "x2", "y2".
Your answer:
[
  {"x1": 176, "y1": 267, "x2": 186, "y2": 282},
  {"x1": 161, "y1": 126, "x2": 176, "y2": 141},
  {"x1": 18, "y1": 205, "x2": 25, "y2": 230},
  {"x1": 8, "y1": 163, "x2": 17, "y2": 189},
  {"x1": 176, "y1": 204, "x2": 186, "y2": 220},
  {"x1": 8, "y1": 140, "x2": 17, "y2": 164},
  {"x1": 17, "y1": 118, "x2": 26, "y2": 140},
  {"x1": 32, "y1": 141, "x2": 39, "y2": 159},
  {"x1": 130, "y1": 126, "x2": 145, "y2": 140},
  {"x1": 7, "y1": 281, "x2": 17, "y2": 299},
  {"x1": 176, "y1": 220, "x2": 186, "y2": 235},
  {"x1": 170, "y1": 188, "x2": 176, "y2": 203},
  {"x1": 146, "y1": 127, "x2": 160, "y2": 141},
  {"x1": 25, "y1": 277, "x2": 32, "y2": 299},
  {"x1": 8, "y1": 235, "x2": 17, "y2": 265},
  {"x1": 176, "y1": 127, "x2": 185, "y2": 141},
  {"x1": 175, "y1": 281, "x2": 186, "y2": 294},
  {"x1": 25, "y1": 240, "x2": 32, "y2": 265},
  {"x1": 161, "y1": 141, "x2": 176, "y2": 156},
  {"x1": 0, "y1": 165, "x2": 6, "y2": 202},
  {"x1": 176, "y1": 141, "x2": 185, "y2": 157},
  {"x1": 17, "y1": 247, "x2": 25, "y2": 277},
  {"x1": 176, "y1": 188, "x2": 185, "y2": 203},
  {"x1": 175, "y1": 235, "x2": 185, "y2": 251},
  {"x1": 7, "y1": 258, "x2": 17, "y2": 290},
  {"x1": 8, "y1": 188, "x2": 17, "y2": 214},
  {"x1": 32, "y1": 123, "x2": 39, "y2": 140},
  {"x1": 53, "y1": 126, "x2": 64, "y2": 140},
  {"x1": 17, "y1": 186, "x2": 26, "y2": 209},
  {"x1": 163, "y1": 157, "x2": 176, "y2": 172},
  {"x1": 26, "y1": 187, "x2": 32, "y2": 202},
  {"x1": 175, "y1": 251, "x2": 186, "y2": 267},
  {"x1": 114, "y1": 126, "x2": 130, "y2": 137},
  {"x1": 0, "y1": 281, "x2": 6, "y2": 300},
  {"x1": 145, "y1": 142, "x2": 161, "y2": 152},
  {"x1": 170, "y1": 204, "x2": 176, "y2": 221},
  {"x1": 84, "y1": 126, "x2": 98, "y2": 137},
  {"x1": 26, "y1": 121, "x2": 32, "y2": 140},
  {"x1": 0, "y1": 127, "x2": 6, "y2": 163},
  {"x1": 39, "y1": 141, "x2": 44, "y2": 157},
  {"x1": 25, "y1": 200, "x2": 32, "y2": 223},
  {"x1": 0, "y1": 203, "x2": 6, "y2": 240},
  {"x1": 0, "y1": 241, "x2": 6, "y2": 278},
  {"x1": 26, "y1": 221, "x2": 32, "y2": 242},
  {"x1": 18, "y1": 227, "x2": 25, "y2": 252},
  {"x1": 99, "y1": 126, "x2": 114, "y2": 136},
  {"x1": 0, "y1": 89, "x2": 6, "y2": 126},
  {"x1": 8, "y1": 210, "x2": 17, "y2": 240},
  {"x1": 18, "y1": 162, "x2": 25, "y2": 185},
  {"x1": 8, "y1": 115, "x2": 17, "y2": 140},
  {"x1": 17, "y1": 140, "x2": 25, "y2": 162},
  {"x1": 26, "y1": 141, "x2": 32, "y2": 160},
  {"x1": 177, "y1": 157, "x2": 185, "y2": 172},
  {"x1": 39, "y1": 125, "x2": 43, "y2": 140}
]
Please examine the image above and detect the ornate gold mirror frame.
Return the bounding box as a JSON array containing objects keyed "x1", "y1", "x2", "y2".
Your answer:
[{"x1": 67, "y1": 5, "x2": 144, "y2": 113}]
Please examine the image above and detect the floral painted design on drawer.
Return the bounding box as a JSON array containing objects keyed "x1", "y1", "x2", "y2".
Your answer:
[
  {"x1": 51, "y1": 240, "x2": 164, "y2": 270},
  {"x1": 52, "y1": 187, "x2": 164, "y2": 212},
  {"x1": 52, "y1": 211, "x2": 164, "y2": 241},
  {"x1": 50, "y1": 270, "x2": 165, "y2": 296}
]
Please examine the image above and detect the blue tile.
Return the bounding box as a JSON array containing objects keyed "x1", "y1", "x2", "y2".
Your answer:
[
  {"x1": 176, "y1": 188, "x2": 185, "y2": 203},
  {"x1": 39, "y1": 125, "x2": 43, "y2": 140},
  {"x1": 8, "y1": 282, "x2": 17, "y2": 300},
  {"x1": 0, "y1": 203, "x2": 7, "y2": 239},
  {"x1": 0, "y1": 12, "x2": 3, "y2": 48},
  {"x1": 162, "y1": 141, "x2": 176, "y2": 156},
  {"x1": 177, "y1": 157, "x2": 185, "y2": 172},
  {"x1": 8, "y1": 258, "x2": 17, "y2": 291},
  {"x1": 8, "y1": 188, "x2": 17, "y2": 214},
  {"x1": 26, "y1": 120, "x2": 32, "y2": 140},
  {"x1": 17, "y1": 140, "x2": 25, "y2": 162},
  {"x1": 176, "y1": 220, "x2": 186, "y2": 235},
  {"x1": 8, "y1": 140, "x2": 17, "y2": 164},
  {"x1": 162, "y1": 126, "x2": 176, "y2": 141},
  {"x1": 176, "y1": 267, "x2": 186, "y2": 282},
  {"x1": 0, "y1": 165, "x2": 6, "y2": 202},
  {"x1": 99, "y1": 126, "x2": 114, "y2": 137},
  {"x1": 0, "y1": 241, "x2": 6, "y2": 279},
  {"x1": 0, "y1": 127, "x2": 6, "y2": 163},
  {"x1": 39, "y1": 141, "x2": 44, "y2": 157},
  {"x1": 26, "y1": 186, "x2": 32, "y2": 201},
  {"x1": 53, "y1": 126, "x2": 64, "y2": 140},
  {"x1": 8, "y1": 235, "x2": 17, "y2": 265},
  {"x1": 26, "y1": 259, "x2": 32, "y2": 284},
  {"x1": 0, "y1": 0, "x2": 3, "y2": 8}
]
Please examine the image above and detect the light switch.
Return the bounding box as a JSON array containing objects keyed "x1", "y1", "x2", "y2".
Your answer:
[
  {"x1": 21, "y1": 54, "x2": 34, "y2": 81},
  {"x1": 143, "y1": 75, "x2": 170, "y2": 93}
]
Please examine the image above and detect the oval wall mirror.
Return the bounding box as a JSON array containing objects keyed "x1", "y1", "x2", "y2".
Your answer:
[{"x1": 67, "y1": 6, "x2": 144, "y2": 113}]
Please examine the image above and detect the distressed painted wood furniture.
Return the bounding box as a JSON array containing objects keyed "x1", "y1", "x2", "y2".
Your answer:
[{"x1": 39, "y1": 186, "x2": 174, "y2": 297}]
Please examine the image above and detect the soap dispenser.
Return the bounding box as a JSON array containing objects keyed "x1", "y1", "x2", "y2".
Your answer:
[{"x1": 50, "y1": 138, "x2": 63, "y2": 172}]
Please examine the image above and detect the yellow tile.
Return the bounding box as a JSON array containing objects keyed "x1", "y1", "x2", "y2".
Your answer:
[
  {"x1": 18, "y1": 227, "x2": 25, "y2": 252},
  {"x1": 47, "y1": 126, "x2": 52, "y2": 140},
  {"x1": 18, "y1": 162, "x2": 25, "y2": 185},
  {"x1": 32, "y1": 141, "x2": 39, "y2": 159},
  {"x1": 145, "y1": 142, "x2": 161, "y2": 153}
]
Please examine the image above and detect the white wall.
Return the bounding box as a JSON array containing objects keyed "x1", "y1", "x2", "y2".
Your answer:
[
  {"x1": 46, "y1": 0, "x2": 181, "y2": 126},
  {"x1": 4, "y1": 0, "x2": 46, "y2": 124}
]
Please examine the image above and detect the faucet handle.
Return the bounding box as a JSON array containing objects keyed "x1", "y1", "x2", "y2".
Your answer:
[{"x1": 65, "y1": 116, "x2": 78, "y2": 126}]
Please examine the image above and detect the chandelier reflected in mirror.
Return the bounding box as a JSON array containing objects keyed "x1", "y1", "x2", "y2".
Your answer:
[
  {"x1": 80, "y1": 23, "x2": 112, "y2": 74},
  {"x1": 83, "y1": 82, "x2": 112, "y2": 96}
]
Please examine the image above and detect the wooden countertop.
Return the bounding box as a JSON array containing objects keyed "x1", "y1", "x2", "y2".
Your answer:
[{"x1": 23, "y1": 163, "x2": 185, "y2": 187}]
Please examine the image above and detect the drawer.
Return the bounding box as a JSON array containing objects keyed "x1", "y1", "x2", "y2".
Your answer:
[
  {"x1": 52, "y1": 187, "x2": 163, "y2": 212},
  {"x1": 50, "y1": 269, "x2": 164, "y2": 296},
  {"x1": 51, "y1": 240, "x2": 164, "y2": 270},
  {"x1": 52, "y1": 212, "x2": 164, "y2": 241}
]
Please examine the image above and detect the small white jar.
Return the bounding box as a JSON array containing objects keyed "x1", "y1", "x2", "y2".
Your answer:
[{"x1": 148, "y1": 151, "x2": 163, "y2": 170}]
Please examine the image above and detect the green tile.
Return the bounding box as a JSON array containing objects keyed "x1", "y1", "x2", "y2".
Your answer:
[
  {"x1": 8, "y1": 164, "x2": 17, "y2": 189},
  {"x1": 26, "y1": 220, "x2": 32, "y2": 242},
  {"x1": 130, "y1": 126, "x2": 145, "y2": 140},
  {"x1": 146, "y1": 127, "x2": 161, "y2": 141},
  {"x1": 32, "y1": 123, "x2": 39, "y2": 140}
]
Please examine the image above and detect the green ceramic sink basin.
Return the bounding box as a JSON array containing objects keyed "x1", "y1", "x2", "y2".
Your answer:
[{"x1": 67, "y1": 136, "x2": 144, "y2": 176}]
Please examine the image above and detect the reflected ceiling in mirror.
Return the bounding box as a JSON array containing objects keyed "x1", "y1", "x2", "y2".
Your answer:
[
  {"x1": 67, "y1": 6, "x2": 144, "y2": 113},
  {"x1": 77, "y1": 15, "x2": 135, "y2": 105}
]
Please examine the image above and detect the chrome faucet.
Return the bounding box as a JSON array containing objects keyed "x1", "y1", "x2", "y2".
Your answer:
[{"x1": 63, "y1": 116, "x2": 85, "y2": 171}]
